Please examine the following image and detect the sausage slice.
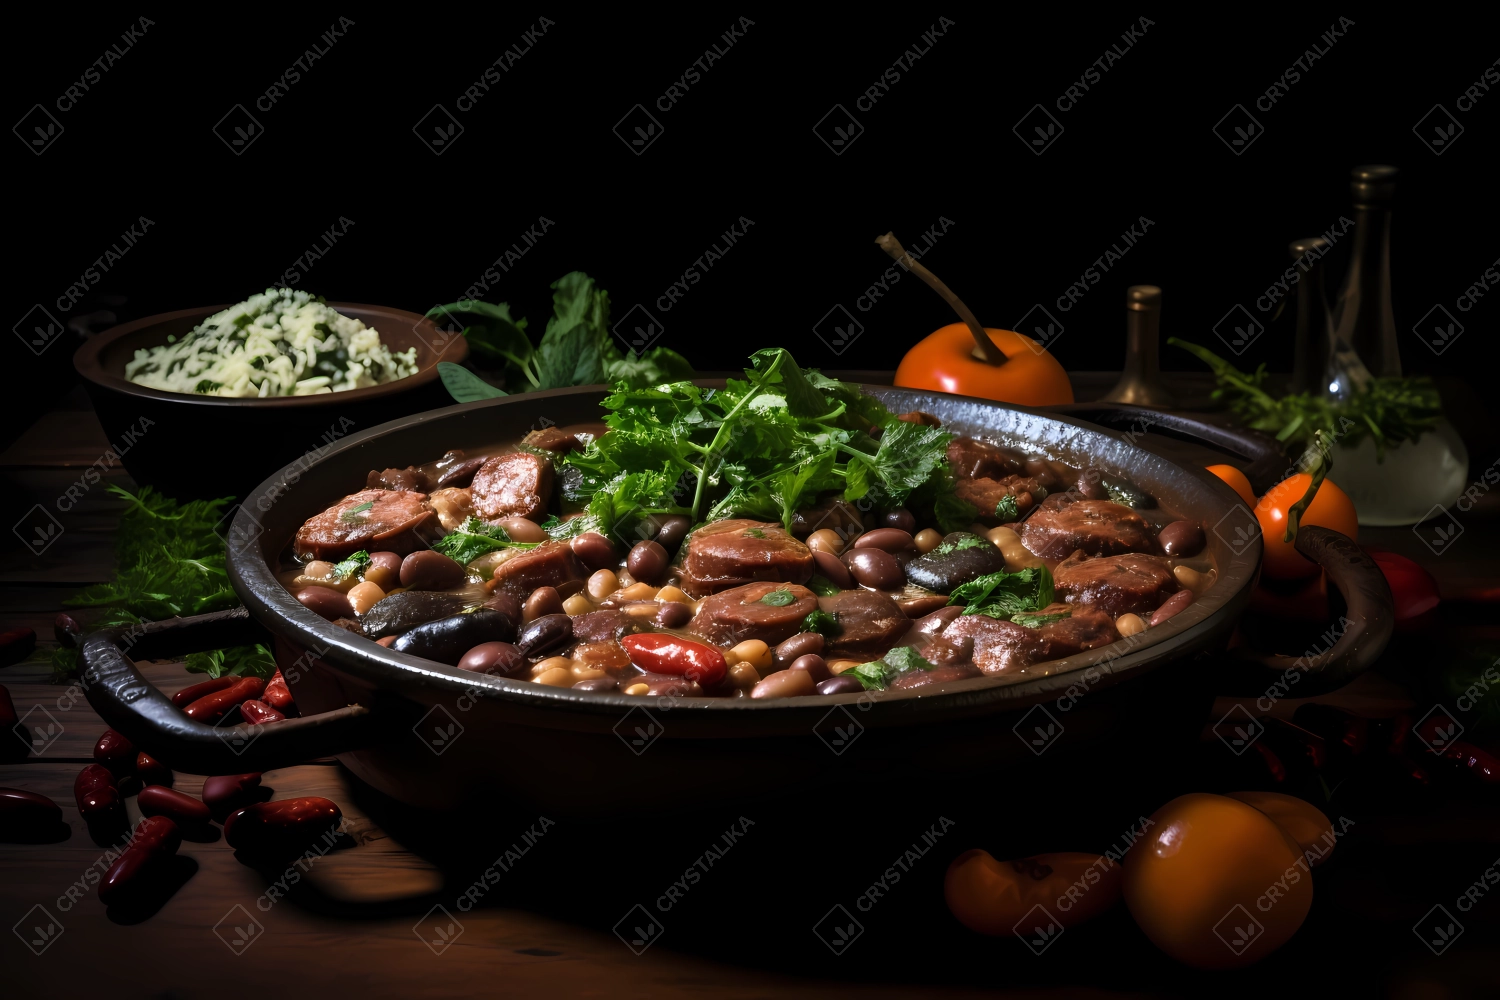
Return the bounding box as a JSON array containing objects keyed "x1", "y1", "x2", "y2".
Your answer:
[
  {"x1": 942, "y1": 605, "x2": 1119, "y2": 675},
  {"x1": 680, "y1": 519, "x2": 815, "y2": 598},
  {"x1": 294, "y1": 489, "x2": 436, "y2": 561},
  {"x1": 1052, "y1": 551, "x2": 1178, "y2": 617},
  {"x1": 1020, "y1": 492, "x2": 1158, "y2": 560},
  {"x1": 818, "y1": 590, "x2": 911, "y2": 660},
  {"x1": 486, "y1": 540, "x2": 586, "y2": 600},
  {"x1": 947, "y1": 437, "x2": 1022, "y2": 480},
  {"x1": 690, "y1": 582, "x2": 818, "y2": 646},
  {"x1": 471, "y1": 452, "x2": 554, "y2": 520}
]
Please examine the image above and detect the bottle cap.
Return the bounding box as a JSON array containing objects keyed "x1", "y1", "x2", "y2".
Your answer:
[
  {"x1": 1126, "y1": 285, "x2": 1161, "y2": 311},
  {"x1": 1288, "y1": 236, "x2": 1331, "y2": 264},
  {"x1": 1350, "y1": 164, "x2": 1398, "y2": 204}
]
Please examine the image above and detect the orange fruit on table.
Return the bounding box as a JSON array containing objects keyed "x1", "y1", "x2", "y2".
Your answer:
[
  {"x1": 1123, "y1": 792, "x2": 1313, "y2": 969},
  {"x1": 1206, "y1": 464, "x2": 1256, "y2": 506},
  {"x1": 1255, "y1": 473, "x2": 1359, "y2": 580},
  {"x1": 894, "y1": 323, "x2": 1074, "y2": 406},
  {"x1": 944, "y1": 850, "x2": 1121, "y2": 936},
  {"x1": 1226, "y1": 791, "x2": 1337, "y2": 867}
]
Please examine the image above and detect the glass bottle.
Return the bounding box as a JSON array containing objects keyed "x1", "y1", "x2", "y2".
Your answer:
[
  {"x1": 1289, "y1": 236, "x2": 1332, "y2": 396},
  {"x1": 1332, "y1": 164, "x2": 1401, "y2": 377},
  {"x1": 1101, "y1": 285, "x2": 1175, "y2": 407}
]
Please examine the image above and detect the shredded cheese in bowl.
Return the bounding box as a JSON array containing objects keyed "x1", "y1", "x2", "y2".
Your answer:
[{"x1": 124, "y1": 289, "x2": 419, "y2": 397}]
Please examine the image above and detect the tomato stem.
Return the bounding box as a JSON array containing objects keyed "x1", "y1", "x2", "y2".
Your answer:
[
  {"x1": 1285, "y1": 429, "x2": 1333, "y2": 544},
  {"x1": 875, "y1": 232, "x2": 1006, "y2": 366}
]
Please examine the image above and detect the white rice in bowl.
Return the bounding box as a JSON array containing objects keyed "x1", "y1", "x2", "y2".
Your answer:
[{"x1": 125, "y1": 289, "x2": 420, "y2": 397}]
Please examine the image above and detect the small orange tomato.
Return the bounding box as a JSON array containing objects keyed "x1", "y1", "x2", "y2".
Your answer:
[
  {"x1": 1226, "y1": 791, "x2": 1336, "y2": 867},
  {"x1": 1205, "y1": 464, "x2": 1256, "y2": 506},
  {"x1": 895, "y1": 324, "x2": 1074, "y2": 407},
  {"x1": 1254, "y1": 474, "x2": 1359, "y2": 580},
  {"x1": 945, "y1": 850, "x2": 1121, "y2": 936},
  {"x1": 1123, "y1": 793, "x2": 1312, "y2": 969}
]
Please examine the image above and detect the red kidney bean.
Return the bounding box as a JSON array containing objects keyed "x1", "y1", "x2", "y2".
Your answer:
[
  {"x1": 94, "y1": 729, "x2": 138, "y2": 777},
  {"x1": 135, "y1": 752, "x2": 172, "y2": 787},
  {"x1": 99, "y1": 815, "x2": 182, "y2": 905},
  {"x1": 653, "y1": 515, "x2": 692, "y2": 552},
  {"x1": 240, "y1": 700, "x2": 284, "y2": 726},
  {"x1": 1150, "y1": 589, "x2": 1195, "y2": 626},
  {"x1": 74, "y1": 764, "x2": 121, "y2": 820},
  {"x1": 262, "y1": 670, "x2": 294, "y2": 710},
  {"x1": 571, "y1": 532, "x2": 617, "y2": 572},
  {"x1": 0, "y1": 626, "x2": 35, "y2": 666},
  {"x1": 627, "y1": 540, "x2": 669, "y2": 583},
  {"x1": 375, "y1": 635, "x2": 397, "y2": 648},
  {"x1": 137, "y1": 785, "x2": 211, "y2": 825},
  {"x1": 774, "y1": 632, "x2": 825, "y2": 668},
  {"x1": 813, "y1": 550, "x2": 852, "y2": 588},
  {"x1": 1158, "y1": 520, "x2": 1206, "y2": 557},
  {"x1": 913, "y1": 606, "x2": 964, "y2": 635},
  {"x1": 170, "y1": 676, "x2": 238, "y2": 708},
  {"x1": 816, "y1": 676, "x2": 865, "y2": 696},
  {"x1": 855, "y1": 528, "x2": 914, "y2": 552},
  {"x1": 54, "y1": 612, "x2": 83, "y2": 648},
  {"x1": 202, "y1": 773, "x2": 263, "y2": 819},
  {"x1": 789, "y1": 654, "x2": 830, "y2": 684},
  {"x1": 524, "y1": 586, "x2": 564, "y2": 621},
  {"x1": 620, "y1": 633, "x2": 727, "y2": 686},
  {"x1": 881, "y1": 508, "x2": 917, "y2": 532},
  {"x1": 367, "y1": 550, "x2": 404, "y2": 575},
  {"x1": 184, "y1": 676, "x2": 265, "y2": 722},
  {"x1": 847, "y1": 548, "x2": 904, "y2": 590},
  {"x1": 458, "y1": 641, "x2": 526, "y2": 676},
  {"x1": 224, "y1": 797, "x2": 342, "y2": 856},
  {"x1": 400, "y1": 550, "x2": 465, "y2": 591},
  {"x1": 573, "y1": 676, "x2": 620, "y2": 692},
  {"x1": 654, "y1": 602, "x2": 694, "y2": 629},
  {"x1": 646, "y1": 677, "x2": 703, "y2": 697},
  {"x1": 516, "y1": 613, "x2": 573, "y2": 657},
  {"x1": 297, "y1": 586, "x2": 354, "y2": 620},
  {"x1": 898, "y1": 595, "x2": 950, "y2": 618},
  {"x1": 500, "y1": 516, "x2": 548, "y2": 543},
  {"x1": 0, "y1": 787, "x2": 62, "y2": 837},
  {"x1": 751, "y1": 668, "x2": 816, "y2": 699}
]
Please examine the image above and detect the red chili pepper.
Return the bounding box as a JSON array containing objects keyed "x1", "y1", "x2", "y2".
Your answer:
[
  {"x1": 170, "y1": 676, "x2": 239, "y2": 708},
  {"x1": 183, "y1": 676, "x2": 265, "y2": 722},
  {"x1": 620, "y1": 634, "x2": 727, "y2": 686},
  {"x1": 240, "y1": 699, "x2": 285, "y2": 726},
  {"x1": 262, "y1": 670, "x2": 294, "y2": 710}
]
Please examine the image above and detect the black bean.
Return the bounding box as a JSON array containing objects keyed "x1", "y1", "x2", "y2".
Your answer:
[
  {"x1": 881, "y1": 508, "x2": 916, "y2": 532},
  {"x1": 1158, "y1": 520, "x2": 1205, "y2": 557},
  {"x1": 816, "y1": 676, "x2": 865, "y2": 696},
  {"x1": 847, "y1": 548, "x2": 903, "y2": 590},
  {"x1": 296, "y1": 587, "x2": 353, "y2": 621},
  {"x1": 393, "y1": 610, "x2": 517, "y2": 665},
  {"x1": 400, "y1": 550, "x2": 465, "y2": 591},
  {"x1": 362, "y1": 591, "x2": 473, "y2": 638},
  {"x1": 570, "y1": 532, "x2": 617, "y2": 572},
  {"x1": 572, "y1": 677, "x2": 620, "y2": 692},
  {"x1": 774, "y1": 631, "x2": 825, "y2": 667},
  {"x1": 653, "y1": 515, "x2": 691, "y2": 552},
  {"x1": 813, "y1": 550, "x2": 852, "y2": 588},
  {"x1": 458, "y1": 641, "x2": 526, "y2": 676},
  {"x1": 904, "y1": 533, "x2": 1007, "y2": 593},
  {"x1": 646, "y1": 678, "x2": 702, "y2": 697},
  {"x1": 627, "y1": 540, "x2": 669, "y2": 583},
  {"x1": 655, "y1": 602, "x2": 694, "y2": 629},
  {"x1": 516, "y1": 613, "x2": 573, "y2": 657}
]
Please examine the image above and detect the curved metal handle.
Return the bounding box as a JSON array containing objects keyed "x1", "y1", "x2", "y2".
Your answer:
[
  {"x1": 1218, "y1": 526, "x2": 1395, "y2": 697},
  {"x1": 80, "y1": 606, "x2": 385, "y2": 774},
  {"x1": 1048, "y1": 404, "x2": 1287, "y2": 494}
]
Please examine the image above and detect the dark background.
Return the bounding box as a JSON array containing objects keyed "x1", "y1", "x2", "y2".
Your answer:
[{"x1": 5, "y1": 9, "x2": 1496, "y2": 440}]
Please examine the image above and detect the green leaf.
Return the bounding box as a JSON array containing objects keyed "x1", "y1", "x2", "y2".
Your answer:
[
  {"x1": 748, "y1": 348, "x2": 829, "y2": 418},
  {"x1": 606, "y1": 347, "x2": 697, "y2": 388},
  {"x1": 802, "y1": 609, "x2": 842, "y2": 636},
  {"x1": 845, "y1": 645, "x2": 934, "y2": 689},
  {"x1": 759, "y1": 588, "x2": 797, "y2": 607},
  {"x1": 431, "y1": 517, "x2": 537, "y2": 565},
  {"x1": 1010, "y1": 610, "x2": 1071, "y2": 628},
  {"x1": 949, "y1": 566, "x2": 1054, "y2": 619},
  {"x1": 438, "y1": 362, "x2": 508, "y2": 402},
  {"x1": 426, "y1": 300, "x2": 533, "y2": 370},
  {"x1": 931, "y1": 534, "x2": 990, "y2": 557},
  {"x1": 339, "y1": 501, "x2": 375, "y2": 523},
  {"x1": 331, "y1": 550, "x2": 371, "y2": 581},
  {"x1": 185, "y1": 643, "x2": 276, "y2": 679},
  {"x1": 806, "y1": 575, "x2": 841, "y2": 597},
  {"x1": 994, "y1": 495, "x2": 1020, "y2": 522}
]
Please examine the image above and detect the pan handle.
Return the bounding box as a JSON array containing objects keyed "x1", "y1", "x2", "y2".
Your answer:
[
  {"x1": 1217, "y1": 526, "x2": 1395, "y2": 697},
  {"x1": 1047, "y1": 404, "x2": 1287, "y2": 494},
  {"x1": 81, "y1": 606, "x2": 385, "y2": 774}
]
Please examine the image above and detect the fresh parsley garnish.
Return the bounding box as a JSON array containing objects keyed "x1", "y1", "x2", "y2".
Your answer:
[
  {"x1": 930, "y1": 535, "x2": 989, "y2": 557},
  {"x1": 1010, "y1": 610, "x2": 1071, "y2": 629},
  {"x1": 847, "y1": 645, "x2": 934, "y2": 690},
  {"x1": 806, "y1": 575, "x2": 841, "y2": 597},
  {"x1": 802, "y1": 609, "x2": 842, "y2": 636},
  {"x1": 185, "y1": 644, "x2": 278, "y2": 679},
  {"x1": 432, "y1": 517, "x2": 538, "y2": 565},
  {"x1": 994, "y1": 495, "x2": 1020, "y2": 522},
  {"x1": 759, "y1": 589, "x2": 796, "y2": 607},
  {"x1": 339, "y1": 500, "x2": 374, "y2": 523},
  {"x1": 948, "y1": 566, "x2": 1055, "y2": 620},
  {"x1": 330, "y1": 550, "x2": 371, "y2": 581},
  {"x1": 744, "y1": 528, "x2": 767, "y2": 539}
]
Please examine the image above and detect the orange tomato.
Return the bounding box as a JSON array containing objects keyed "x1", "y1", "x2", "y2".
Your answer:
[
  {"x1": 945, "y1": 850, "x2": 1121, "y2": 936},
  {"x1": 1123, "y1": 793, "x2": 1313, "y2": 969},
  {"x1": 1205, "y1": 464, "x2": 1256, "y2": 506},
  {"x1": 1254, "y1": 474, "x2": 1358, "y2": 580},
  {"x1": 895, "y1": 324, "x2": 1074, "y2": 406},
  {"x1": 1226, "y1": 791, "x2": 1336, "y2": 867}
]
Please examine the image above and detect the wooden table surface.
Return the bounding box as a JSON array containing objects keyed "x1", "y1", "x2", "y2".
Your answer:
[{"x1": 2, "y1": 385, "x2": 1497, "y2": 999}]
